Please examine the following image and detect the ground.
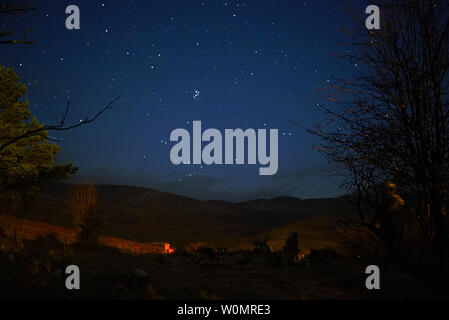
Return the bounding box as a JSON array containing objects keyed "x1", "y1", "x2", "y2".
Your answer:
[
  {"x1": 1, "y1": 184, "x2": 448, "y2": 300},
  {"x1": 1, "y1": 235, "x2": 448, "y2": 300}
]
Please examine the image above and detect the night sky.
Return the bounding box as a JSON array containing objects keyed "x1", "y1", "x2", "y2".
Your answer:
[{"x1": 1, "y1": 0, "x2": 365, "y2": 202}]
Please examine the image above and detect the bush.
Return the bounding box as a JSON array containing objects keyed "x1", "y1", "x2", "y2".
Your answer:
[
  {"x1": 253, "y1": 237, "x2": 271, "y2": 255},
  {"x1": 307, "y1": 249, "x2": 342, "y2": 266},
  {"x1": 195, "y1": 246, "x2": 217, "y2": 259}
]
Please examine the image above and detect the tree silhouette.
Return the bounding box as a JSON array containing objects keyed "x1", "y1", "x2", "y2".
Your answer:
[
  {"x1": 0, "y1": 1, "x2": 36, "y2": 44},
  {"x1": 0, "y1": 64, "x2": 77, "y2": 213},
  {"x1": 310, "y1": 0, "x2": 449, "y2": 268},
  {"x1": 0, "y1": 64, "x2": 117, "y2": 214},
  {"x1": 67, "y1": 184, "x2": 100, "y2": 246}
]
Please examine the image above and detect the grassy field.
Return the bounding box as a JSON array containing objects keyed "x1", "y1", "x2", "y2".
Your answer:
[
  {"x1": 1, "y1": 183, "x2": 351, "y2": 249},
  {"x1": 1, "y1": 183, "x2": 448, "y2": 300},
  {"x1": 1, "y1": 232, "x2": 447, "y2": 300},
  {"x1": 0, "y1": 214, "x2": 165, "y2": 254}
]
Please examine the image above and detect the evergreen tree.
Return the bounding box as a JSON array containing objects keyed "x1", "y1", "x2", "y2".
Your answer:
[{"x1": 0, "y1": 63, "x2": 77, "y2": 213}]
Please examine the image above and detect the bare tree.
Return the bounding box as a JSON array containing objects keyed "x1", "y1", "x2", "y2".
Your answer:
[
  {"x1": 0, "y1": 97, "x2": 120, "y2": 152},
  {"x1": 0, "y1": 2, "x2": 119, "y2": 148},
  {"x1": 309, "y1": 0, "x2": 449, "y2": 268},
  {"x1": 67, "y1": 184, "x2": 100, "y2": 245},
  {"x1": 0, "y1": 1, "x2": 36, "y2": 44}
]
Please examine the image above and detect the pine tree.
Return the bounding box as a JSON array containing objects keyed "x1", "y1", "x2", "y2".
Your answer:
[{"x1": 0, "y1": 63, "x2": 77, "y2": 213}]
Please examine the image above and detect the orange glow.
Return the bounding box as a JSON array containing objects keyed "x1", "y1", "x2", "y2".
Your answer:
[{"x1": 164, "y1": 243, "x2": 174, "y2": 254}]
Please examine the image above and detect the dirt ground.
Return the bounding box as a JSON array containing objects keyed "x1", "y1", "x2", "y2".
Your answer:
[{"x1": 1, "y1": 236, "x2": 447, "y2": 300}]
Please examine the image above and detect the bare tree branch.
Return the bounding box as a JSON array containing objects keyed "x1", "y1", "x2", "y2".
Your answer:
[
  {"x1": 0, "y1": 97, "x2": 120, "y2": 151},
  {"x1": 0, "y1": 1, "x2": 36, "y2": 44},
  {"x1": 304, "y1": 0, "x2": 449, "y2": 266}
]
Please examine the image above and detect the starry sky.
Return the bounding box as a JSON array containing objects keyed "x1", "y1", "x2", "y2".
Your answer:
[{"x1": 1, "y1": 0, "x2": 366, "y2": 202}]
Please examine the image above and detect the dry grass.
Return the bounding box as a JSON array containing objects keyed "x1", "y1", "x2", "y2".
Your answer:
[
  {"x1": 0, "y1": 214, "x2": 165, "y2": 254},
  {"x1": 221, "y1": 212, "x2": 351, "y2": 254}
]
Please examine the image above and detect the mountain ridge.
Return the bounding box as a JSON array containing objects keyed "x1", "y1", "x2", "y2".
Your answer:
[{"x1": 2, "y1": 181, "x2": 351, "y2": 247}]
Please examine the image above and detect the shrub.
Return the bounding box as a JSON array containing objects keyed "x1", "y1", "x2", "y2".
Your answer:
[
  {"x1": 67, "y1": 184, "x2": 101, "y2": 246},
  {"x1": 253, "y1": 237, "x2": 271, "y2": 255}
]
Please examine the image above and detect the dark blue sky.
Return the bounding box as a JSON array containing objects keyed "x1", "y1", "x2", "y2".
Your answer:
[{"x1": 1, "y1": 0, "x2": 366, "y2": 201}]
